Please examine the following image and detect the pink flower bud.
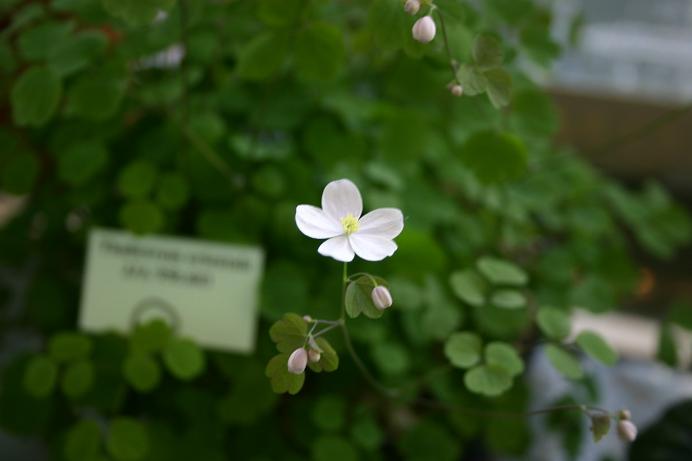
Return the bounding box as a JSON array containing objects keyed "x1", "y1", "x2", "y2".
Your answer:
[
  {"x1": 617, "y1": 420, "x2": 637, "y2": 442},
  {"x1": 404, "y1": 0, "x2": 420, "y2": 15},
  {"x1": 308, "y1": 349, "x2": 321, "y2": 363},
  {"x1": 371, "y1": 286, "x2": 393, "y2": 310},
  {"x1": 287, "y1": 348, "x2": 308, "y2": 374},
  {"x1": 412, "y1": 16, "x2": 436, "y2": 43},
  {"x1": 450, "y1": 84, "x2": 463, "y2": 97}
]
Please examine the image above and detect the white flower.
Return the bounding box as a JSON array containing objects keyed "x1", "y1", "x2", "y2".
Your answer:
[
  {"x1": 287, "y1": 348, "x2": 308, "y2": 374},
  {"x1": 412, "y1": 16, "x2": 436, "y2": 43},
  {"x1": 371, "y1": 286, "x2": 393, "y2": 310},
  {"x1": 295, "y1": 179, "x2": 404, "y2": 262}
]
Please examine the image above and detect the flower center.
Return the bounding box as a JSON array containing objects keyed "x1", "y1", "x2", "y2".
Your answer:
[{"x1": 340, "y1": 214, "x2": 359, "y2": 235}]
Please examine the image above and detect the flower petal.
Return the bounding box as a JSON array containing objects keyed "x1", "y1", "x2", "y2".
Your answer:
[
  {"x1": 321, "y1": 179, "x2": 363, "y2": 221},
  {"x1": 295, "y1": 205, "x2": 342, "y2": 239},
  {"x1": 349, "y1": 234, "x2": 398, "y2": 261},
  {"x1": 318, "y1": 236, "x2": 355, "y2": 262},
  {"x1": 358, "y1": 208, "x2": 404, "y2": 239}
]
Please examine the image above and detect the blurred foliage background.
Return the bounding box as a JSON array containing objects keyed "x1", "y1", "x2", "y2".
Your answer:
[{"x1": 1, "y1": 0, "x2": 692, "y2": 460}]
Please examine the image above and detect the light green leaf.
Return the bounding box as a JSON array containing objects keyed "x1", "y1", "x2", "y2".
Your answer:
[
  {"x1": 464, "y1": 364, "x2": 513, "y2": 397},
  {"x1": 265, "y1": 353, "x2": 305, "y2": 395},
  {"x1": 106, "y1": 418, "x2": 149, "y2": 461},
  {"x1": 485, "y1": 342, "x2": 524, "y2": 376},
  {"x1": 23, "y1": 354, "x2": 58, "y2": 398},
  {"x1": 536, "y1": 307, "x2": 571, "y2": 340},
  {"x1": 545, "y1": 344, "x2": 583, "y2": 379},
  {"x1": 61, "y1": 360, "x2": 94, "y2": 398},
  {"x1": 64, "y1": 420, "x2": 102, "y2": 461},
  {"x1": 576, "y1": 331, "x2": 618, "y2": 366},
  {"x1": 11, "y1": 66, "x2": 62, "y2": 126},
  {"x1": 269, "y1": 313, "x2": 308, "y2": 353},
  {"x1": 457, "y1": 64, "x2": 487, "y2": 96},
  {"x1": 162, "y1": 337, "x2": 205, "y2": 381},
  {"x1": 449, "y1": 270, "x2": 485, "y2": 307},
  {"x1": 123, "y1": 353, "x2": 161, "y2": 392},
  {"x1": 473, "y1": 33, "x2": 503, "y2": 69},
  {"x1": 491, "y1": 289, "x2": 526, "y2": 309},
  {"x1": 307, "y1": 337, "x2": 339, "y2": 373},
  {"x1": 444, "y1": 332, "x2": 482, "y2": 369},
  {"x1": 484, "y1": 68, "x2": 512, "y2": 108},
  {"x1": 345, "y1": 275, "x2": 386, "y2": 319},
  {"x1": 294, "y1": 22, "x2": 344, "y2": 82},
  {"x1": 119, "y1": 200, "x2": 164, "y2": 234},
  {"x1": 477, "y1": 257, "x2": 528, "y2": 286},
  {"x1": 130, "y1": 319, "x2": 172, "y2": 353}
]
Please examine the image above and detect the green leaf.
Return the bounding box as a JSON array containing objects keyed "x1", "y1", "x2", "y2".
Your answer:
[
  {"x1": 485, "y1": 342, "x2": 524, "y2": 376},
  {"x1": 351, "y1": 414, "x2": 383, "y2": 451},
  {"x1": 123, "y1": 353, "x2": 161, "y2": 392},
  {"x1": 61, "y1": 360, "x2": 94, "y2": 398},
  {"x1": 312, "y1": 435, "x2": 359, "y2": 461},
  {"x1": 269, "y1": 313, "x2": 308, "y2": 353},
  {"x1": 156, "y1": 172, "x2": 189, "y2": 210},
  {"x1": 457, "y1": 64, "x2": 487, "y2": 96},
  {"x1": 23, "y1": 354, "x2": 58, "y2": 398},
  {"x1": 312, "y1": 395, "x2": 346, "y2": 432},
  {"x1": 58, "y1": 141, "x2": 108, "y2": 186},
  {"x1": 162, "y1": 337, "x2": 205, "y2": 381},
  {"x1": 484, "y1": 68, "x2": 512, "y2": 108},
  {"x1": 101, "y1": 0, "x2": 174, "y2": 25},
  {"x1": 294, "y1": 22, "x2": 344, "y2": 82},
  {"x1": 11, "y1": 66, "x2": 62, "y2": 126},
  {"x1": 576, "y1": 331, "x2": 618, "y2": 366},
  {"x1": 459, "y1": 131, "x2": 527, "y2": 184},
  {"x1": 371, "y1": 342, "x2": 410, "y2": 376},
  {"x1": 119, "y1": 200, "x2": 164, "y2": 234},
  {"x1": 17, "y1": 20, "x2": 74, "y2": 61},
  {"x1": 48, "y1": 30, "x2": 108, "y2": 77},
  {"x1": 477, "y1": 257, "x2": 528, "y2": 286},
  {"x1": 1, "y1": 153, "x2": 39, "y2": 194},
  {"x1": 473, "y1": 33, "x2": 503, "y2": 69},
  {"x1": 64, "y1": 420, "x2": 102, "y2": 461},
  {"x1": 536, "y1": 307, "x2": 571, "y2": 340},
  {"x1": 236, "y1": 31, "x2": 288, "y2": 80},
  {"x1": 106, "y1": 418, "x2": 149, "y2": 461},
  {"x1": 511, "y1": 89, "x2": 559, "y2": 137},
  {"x1": 65, "y1": 69, "x2": 126, "y2": 120},
  {"x1": 307, "y1": 337, "x2": 339, "y2": 373},
  {"x1": 589, "y1": 414, "x2": 611, "y2": 442},
  {"x1": 130, "y1": 319, "x2": 172, "y2": 353},
  {"x1": 258, "y1": 0, "x2": 302, "y2": 26},
  {"x1": 118, "y1": 161, "x2": 158, "y2": 199},
  {"x1": 464, "y1": 364, "x2": 513, "y2": 397},
  {"x1": 398, "y1": 420, "x2": 460, "y2": 461},
  {"x1": 449, "y1": 270, "x2": 485, "y2": 307},
  {"x1": 545, "y1": 344, "x2": 583, "y2": 379},
  {"x1": 265, "y1": 353, "x2": 305, "y2": 395},
  {"x1": 490, "y1": 289, "x2": 526, "y2": 309},
  {"x1": 48, "y1": 331, "x2": 92, "y2": 362},
  {"x1": 345, "y1": 275, "x2": 386, "y2": 319},
  {"x1": 444, "y1": 332, "x2": 482, "y2": 369}
]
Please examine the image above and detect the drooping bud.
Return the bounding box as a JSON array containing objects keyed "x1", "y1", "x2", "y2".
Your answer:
[
  {"x1": 287, "y1": 348, "x2": 308, "y2": 374},
  {"x1": 371, "y1": 285, "x2": 393, "y2": 310},
  {"x1": 404, "y1": 0, "x2": 420, "y2": 15},
  {"x1": 308, "y1": 349, "x2": 321, "y2": 363},
  {"x1": 618, "y1": 409, "x2": 631, "y2": 421},
  {"x1": 449, "y1": 84, "x2": 463, "y2": 97},
  {"x1": 302, "y1": 315, "x2": 313, "y2": 323},
  {"x1": 617, "y1": 420, "x2": 637, "y2": 442},
  {"x1": 412, "y1": 16, "x2": 436, "y2": 43}
]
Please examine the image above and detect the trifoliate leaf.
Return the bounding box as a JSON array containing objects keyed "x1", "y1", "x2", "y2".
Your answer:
[
  {"x1": 484, "y1": 68, "x2": 512, "y2": 108},
  {"x1": 23, "y1": 355, "x2": 58, "y2": 398},
  {"x1": 477, "y1": 257, "x2": 528, "y2": 286},
  {"x1": 536, "y1": 307, "x2": 571, "y2": 340},
  {"x1": 265, "y1": 353, "x2": 305, "y2": 395},
  {"x1": 444, "y1": 332, "x2": 482, "y2": 369},
  {"x1": 457, "y1": 64, "x2": 487, "y2": 96},
  {"x1": 123, "y1": 353, "x2": 161, "y2": 392},
  {"x1": 162, "y1": 337, "x2": 205, "y2": 381},
  {"x1": 11, "y1": 66, "x2": 62, "y2": 126},
  {"x1": 269, "y1": 313, "x2": 308, "y2": 353},
  {"x1": 307, "y1": 337, "x2": 339, "y2": 373},
  {"x1": 345, "y1": 275, "x2": 386, "y2": 319},
  {"x1": 106, "y1": 418, "x2": 149, "y2": 461},
  {"x1": 545, "y1": 344, "x2": 583, "y2": 380},
  {"x1": 464, "y1": 364, "x2": 513, "y2": 397},
  {"x1": 449, "y1": 270, "x2": 486, "y2": 307},
  {"x1": 590, "y1": 414, "x2": 611, "y2": 442},
  {"x1": 491, "y1": 289, "x2": 526, "y2": 309},
  {"x1": 61, "y1": 360, "x2": 94, "y2": 398},
  {"x1": 64, "y1": 420, "x2": 101, "y2": 461},
  {"x1": 485, "y1": 342, "x2": 524, "y2": 376},
  {"x1": 473, "y1": 33, "x2": 503, "y2": 69},
  {"x1": 294, "y1": 22, "x2": 345, "y2": 82},
  {"x1": 460, "y1": 131, "x2": 527, "y2": 184},
  {"x1": 576, "y1": 331, "x2": 618, "y2": 366}
]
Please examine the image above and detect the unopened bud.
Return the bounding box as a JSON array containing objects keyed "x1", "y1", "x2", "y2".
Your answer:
[
  {"x1": 302, "y1": 315, "x2": 313, "y2": 323},
  {"x1": 308, "y1": 349, "x2": 321, "y2": 363},
  {"x1": 617, "y1": 420, "x2": 637, "y2": 442},
  {"x1": 412, "y1": 16, "x2": 436, "y2": 43},
  {"x1": 371, "y1": 285, "x2": 393, "y2": 310},
  {"x1": 287, "y1": 348, "x2": 308, "y2": 374},
  {"x1": 404, "y1": 0, "x2": 420, "y2": 15},
  {"x1": 450, "y1": 84, "x2": 463, "y2": 97},
  {"x1": 618, "y1": 409, "x2": 631, "y2": 421}
]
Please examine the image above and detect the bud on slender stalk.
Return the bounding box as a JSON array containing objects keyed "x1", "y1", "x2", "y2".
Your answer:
[
  {"x1": 617, "y1": 420, "x2": 637, "y2": 442},
  {"x1": 371, "y1": 286, "x2": 393, "y2": 310},
  {"x1": 287, "y1": 348, "x2": 308, "y2": 374},
  {"x1": 404, "y1": 0, "x2": 420, "y2": 15},
  {"x1": 412, "y1": 16, "x2": 436, "y2": 43},
  {"x1": 308, "y1": 349, "x2": 321, "y2": 363},
  {"x1": 618, "y1": 409, "x2": 631, "y2": 421},
  {"x1": 450, "y1": 84, "x2": 463, "y2": 97},
  {"x1": 302, "y1": 315, "x2": 313, "y2": 323}
]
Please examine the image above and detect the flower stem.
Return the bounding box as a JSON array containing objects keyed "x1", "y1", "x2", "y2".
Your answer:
[{"x1": 436, "y1": 9, "x2": 460, "y2": 84}]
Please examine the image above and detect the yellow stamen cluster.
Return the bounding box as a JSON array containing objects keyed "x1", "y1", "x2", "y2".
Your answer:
[{"x1": 341, "y1": 214, "x2": 359, "y2": 235}]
